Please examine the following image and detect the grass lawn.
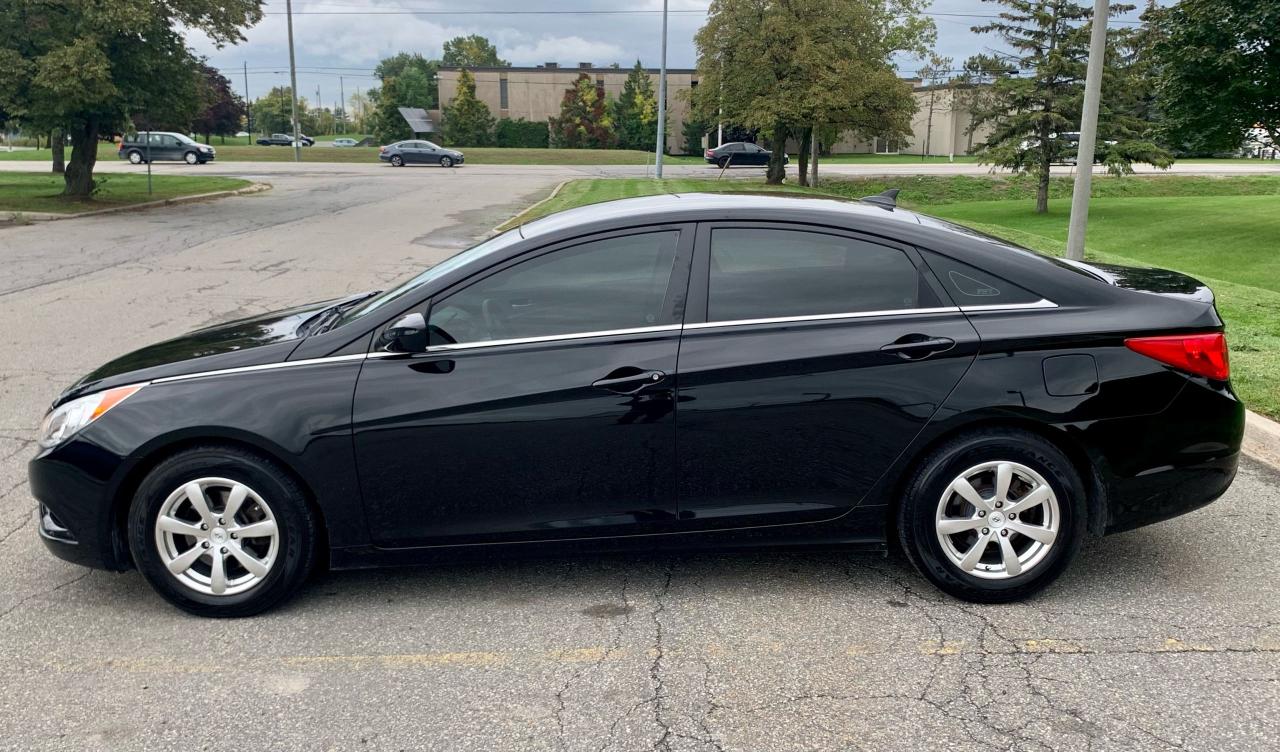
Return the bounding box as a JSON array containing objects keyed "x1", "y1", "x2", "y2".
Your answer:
[
  {"x1": 0, "y1": 171, "x2": 251, "y2": 214},
  {"x1": 798, "y1": 153, "x2": 980, "y2": 164},
  {"x1": 503, "y1": 175, "x2": 1280, "y2": 418}
]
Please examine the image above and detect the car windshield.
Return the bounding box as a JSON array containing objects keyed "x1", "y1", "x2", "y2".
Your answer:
[
  {"x1": 175, "y1": 134, "x2": 197, "y2": 144},
  {"x1": 333, "y1": 228, "x2": 526, "y2": 326}
]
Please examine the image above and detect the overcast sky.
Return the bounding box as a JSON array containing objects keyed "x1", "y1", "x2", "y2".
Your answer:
[{"x1": 189, "y1": 0, "x2": 1158, "y2": 111}]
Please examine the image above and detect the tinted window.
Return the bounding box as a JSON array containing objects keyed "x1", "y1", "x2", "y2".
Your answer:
[
  {"x1": 919, "y1": 250, "x2": 1043, "y2": 305},
  {"x1": 708, "y1": 229, "x2": 930, "y2": 321},
  {"x1": 429, "y1": 231, "x2": 680, "y2": 345}
]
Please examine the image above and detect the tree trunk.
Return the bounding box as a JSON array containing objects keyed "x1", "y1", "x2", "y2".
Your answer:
[
  {"x1": 51, "y1": 130, "x2": 64, "y2": 174},
  {"x1": 1036, "y1": 158, "x2": 1050, "y2": 214},
  {"x1": 63, "y1": 118, "x2": 100, "y2": 198},
  {"x1": 810, "y1": 128, "x2": 819, "y2": 186},
  {"x1": 766, "y1": 126, "x2": 788, "y2": 185},
  {"x1": 924, "y1": 92, "x2": 936, "y2": 160},
  {"x1": 796, "y1": 127, "x2": 811, "y2": 187}
]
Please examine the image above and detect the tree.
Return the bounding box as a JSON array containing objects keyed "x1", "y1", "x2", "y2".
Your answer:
[
  {"x1": 191, "y1": 63, "x2": 245, "y2": 143},
  {"x1": 692, "y1": 0, "x2": 933, "y2": 185},
  {"x1": 495, "y1": 118, "x2": 549, "y2": 148},
  {"x1": 441, "y1": 70, "x2": 495, "y2": 146},
  {"x1": 0, "y1": 1, "x2": 262, "y2": 197},
  {"x1": 952, "y1": 54, "x2": 1014, "y2": 153},
  {"x1": 1151, "y1": 0, "x2": 1279, "y2": 154},
  {"x1": 370, "y1": 54, "x2": 436, "y2": 144},
  {"x1": 919, "y1": 54, "x2": 953, "y2": 158},
  {"x1": 548, "y1": 74, "x2": 616, "y2": 149},
  {"x1": 612, "y1": 61, "x2": 659, "y2": 151},
  {"x1": 252, "y1": 87, "x2": 297, "y2": 135},
  {"x1": 442, "y1": 35, "x2": 509, "y2": 68}
]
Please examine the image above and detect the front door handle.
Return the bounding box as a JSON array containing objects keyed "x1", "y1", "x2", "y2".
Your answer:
[
  {"x1": 880, "y1": 335, "x2": 956, "y2": 360},
  {"x1": 592, "y1": 369, "x2": 667, "y2": 395}
]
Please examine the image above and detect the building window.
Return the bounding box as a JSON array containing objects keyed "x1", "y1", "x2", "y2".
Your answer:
[{"x1": 499, "y1": 78, "x2": 509, "y2": 110}]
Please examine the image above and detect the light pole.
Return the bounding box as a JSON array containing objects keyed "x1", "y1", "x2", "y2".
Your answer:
[
  {"x1": 1065, "y1": 0, "x2": 1109, "y2": 262},
  {"x1": 654, "y1": 0, "x2": 668, "y2": 179},
  {"x1": 285, "y1": 0, "x2": 302, "y2": 162}
]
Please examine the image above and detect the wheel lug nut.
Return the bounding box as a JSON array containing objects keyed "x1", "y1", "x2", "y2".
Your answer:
[
  {"x1": 1000, "y1": 530, "x2": 1009, "y2": 537},
  {"x1": 220, "y1": 547, "x2": 228, "y2": 554},
  {"x1": 981, "y1": 528, "x2": 990, "y2": 535},
  {"x1": 1008, "y1": 512, "x2": 1016, "y2": 520},
  {"x1": 995, "y1": 501, "x2": 1003, "y2": 509},
  {"x1": 217, "y1": 518, "x2": 225, "y2": 525},
  {"x1": 978, "y1": 510, "x2": 987, "y2": 518},
  {"x1": 201, "y1": 541, "x2": 210, "y2": 548},
  {"x1": 200, "y1": 523, "x2": 208, "y2": 530},
  {"x1": 230, "y1": 533, "x2": 237, "y2": 539}
]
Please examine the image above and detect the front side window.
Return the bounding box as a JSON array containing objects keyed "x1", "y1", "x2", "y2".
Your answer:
[
  {"x1": 707, "y1": 228, "x2": 929, "y2": 322},
  {"x1": 428, "y1": 231, "x2": 680, "y2": 345}
]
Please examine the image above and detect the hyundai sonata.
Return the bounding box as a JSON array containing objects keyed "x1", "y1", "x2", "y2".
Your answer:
[{"x1": 30, "y1": 191, "x2": 1243, "y2": 616}]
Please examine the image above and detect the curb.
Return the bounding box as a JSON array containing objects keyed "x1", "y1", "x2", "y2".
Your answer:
[
  {"x1": 1, "y1": 182, "x2": 271, "y2": 222},
  {"x1": 492, "y1": 179, "x2": 571, "y2": 234},
  {"x1": 1244, "y1": 410, "x2": 1280, "y2": 471}
]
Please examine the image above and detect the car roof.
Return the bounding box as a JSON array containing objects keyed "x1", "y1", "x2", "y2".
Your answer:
[{"x1": 519, "y1": 192, "x2": 925, "y2": 240}]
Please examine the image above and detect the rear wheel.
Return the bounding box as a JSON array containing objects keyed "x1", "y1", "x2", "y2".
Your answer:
[
  {"x1": 897, "y1": 429, "x2": 1086, "y2": 603},
  {"x1": 390, "y1": 155, "x2": 403, "y2": 167},
  {"x1": 128, "y1": 446, "x2": 318, "y2": 617},
  {"x1": 127, "y1": 150, "x2": 144, "y2": 165},
  {"x1": 716, "y1": 157, "x2": 729, "y2": 169}
]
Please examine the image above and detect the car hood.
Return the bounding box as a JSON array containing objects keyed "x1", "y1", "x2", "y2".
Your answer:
[{"x1": 60, "y1": 293, "x2": 368, "y2": 404}]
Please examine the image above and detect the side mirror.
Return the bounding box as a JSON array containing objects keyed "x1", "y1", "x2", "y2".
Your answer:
[{"x1": 379, "y1": 312, "x2": 428, "y2": 353}]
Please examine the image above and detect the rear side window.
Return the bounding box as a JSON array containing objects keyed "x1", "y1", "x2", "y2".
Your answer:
[
  {"x1": 429, "y1": 231, "x2": 680, "y2": 345},
  {"x1": 707, "y1": 228, "x2": 934, "y2": 321},
  {"x1": 920, "y1": 250, "x2": 1043, "y2": 305}
]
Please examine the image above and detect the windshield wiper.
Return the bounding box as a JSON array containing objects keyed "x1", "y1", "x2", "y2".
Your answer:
[{"x1": 297, "y1": 291, "x2": 382, "y2": 337}]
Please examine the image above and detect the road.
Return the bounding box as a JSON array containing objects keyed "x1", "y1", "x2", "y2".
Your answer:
[{"x1": 0, "y1": 164, "x2": 1277, "y2": 751}]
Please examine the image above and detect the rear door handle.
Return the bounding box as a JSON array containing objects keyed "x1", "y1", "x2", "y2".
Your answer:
[
  {"x1": 880, "y1": 335, "x2": 956, "y2": 359},
  {"x1": 592, "y1": 369, "x2": 667, "y2": 395}
]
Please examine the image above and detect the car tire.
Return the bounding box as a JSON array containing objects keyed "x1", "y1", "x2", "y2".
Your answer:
[
  {"x1": 390, "y1": 155, "x2": 404, "y2": 167},
  {"x1": 183, "y1": 151, "x2": 199, "y2": 165},
  {"x1": 716, "y1": 157, "x2": 729, "y2": 169},
  {"x1": 897, "y1": 429, "x2": 1086, "y2": 603},
  {"x1": 127, "y1": 446, "x2": 319, "y2": 618},
  {"x1": 439, "y1": 156, "x2": 454, "y2": 168},
  {"x1": 127, "y1": 150, "x2": 144, "y2": 165}
]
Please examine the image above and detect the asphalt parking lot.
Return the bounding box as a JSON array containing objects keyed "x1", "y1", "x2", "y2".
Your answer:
[{"x1": 0, "y1": 164, "x2": 1277, "y2": 751}]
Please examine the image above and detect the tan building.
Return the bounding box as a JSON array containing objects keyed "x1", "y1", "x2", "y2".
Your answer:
[
  {"x1": 431, "y1": 64, "x2": 699, "y2": 152},
  {"x1": 432, "y1": 66, "x2": 985, "y2": 157}
]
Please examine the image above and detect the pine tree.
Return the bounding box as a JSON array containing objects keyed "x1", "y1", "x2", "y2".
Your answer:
[
  {"x1": 441, "y1": 70, "x2": 495, "y2": 146},
  {"x1": 611, "y1": 61, "x2": 658, "y2": 151},
  {"x1": 548, "y1": 74, "x2": 616, "y2": 149}
]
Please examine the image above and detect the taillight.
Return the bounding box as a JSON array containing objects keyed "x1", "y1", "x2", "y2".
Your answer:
[
  {"x1": 379, "y1": 146, "x2": 385, "y2": 153},
  {"x1": 1125, "y1": 332, "x2": 1229, "y2": 381}
]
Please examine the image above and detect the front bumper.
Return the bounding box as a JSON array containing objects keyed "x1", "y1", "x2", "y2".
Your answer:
[{"x1": 28, "y1": 442, "x2": 131, "y2": 572}]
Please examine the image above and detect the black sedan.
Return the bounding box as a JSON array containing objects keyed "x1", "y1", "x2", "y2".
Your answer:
[
  {"x1": 256, "y1": 133, "x2": 315, "y2": 147},
  {"x1": 704, "y1": 141, "x2": 787, "y2": 168},
  {"x1": 29, "y1": 192, "x2": 1243, "y2": 616},
  {"x1": 379, "y1": 140, "x2": 464, "y2": 167}
]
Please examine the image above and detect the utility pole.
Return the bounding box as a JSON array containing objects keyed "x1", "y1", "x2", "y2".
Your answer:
[
  {"x1": 285, "y1": 0, "x2": 302, "y2": 162},
  {"x1": 654, "y1": 0, "x2": 668, "y2": 179},
  {"x1": 339, "y1": 75, "x2": 346, "y2": 134},
  {"x1": 1065, "y1": 0, "x2": 1109, "y2": 262},
  {"x1": 243, "y1": 61, "x2": 251, "y2": 143}
]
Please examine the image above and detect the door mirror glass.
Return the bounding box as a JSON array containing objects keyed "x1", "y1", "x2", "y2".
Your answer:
[{"x1": 379, "y1": 312, "x2": 428, "y2": 352}]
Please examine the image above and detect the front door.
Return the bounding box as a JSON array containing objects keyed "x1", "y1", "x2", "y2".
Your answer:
[
  {"x1": 353, "y1": 226, "x2": 694, "y2": 547},
  {"x1": 674, "y1": 223, "x2": 980, "y2": 530}
]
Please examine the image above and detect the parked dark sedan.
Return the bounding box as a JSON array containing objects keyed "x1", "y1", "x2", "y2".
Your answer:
[
  {"x1": 379, "y1": 140, "x2": 465, "y2": 167},
  {"x1": 29, "y1": 192, "x2": 1242, "y2": 617},
  {"x1": 256, "y1": 133, "x2": 314, "y2": 147},
  {"x1": 704, "y1": 141, "x2": 788, "y2": 168},
  {"x1": 117, "y1": 132, "x2": 215, "y2": 165}
]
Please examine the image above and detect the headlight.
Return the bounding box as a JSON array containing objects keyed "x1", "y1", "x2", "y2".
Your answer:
[{"x1": 38, "y1": 384, "x2": 145, "y2": 449}]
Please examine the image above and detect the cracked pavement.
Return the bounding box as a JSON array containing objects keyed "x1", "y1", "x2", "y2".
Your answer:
[{"x1": 0, "y1": 164, "x2": 1278, "y2": 751}]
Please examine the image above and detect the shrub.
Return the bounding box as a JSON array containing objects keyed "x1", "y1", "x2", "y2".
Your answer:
[{"x1": 495, "y1": 118, "x2": 549, "y2": 148}]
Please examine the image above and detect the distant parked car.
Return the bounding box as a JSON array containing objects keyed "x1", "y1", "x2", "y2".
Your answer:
[
  {"x1": 257, "y1": 133, "x2": 314, "y2": 147},
  {"x1": 379, "y1": 140, "x2": 464, "y2": 167},
  {"x1": 332, "y1": 138, "x2": 359, "y2": 148},
  {"x1": 1019, "y1": 132, "x2": 1116, "y2": 165},
  {"x1": 704, "y1": 142, "x2": 787, "y2": 168},
  {"x1": 117, "y1": 132, "x2": 215, "y2": 165},
  {"x1": 234, "y1": 131, "x2": 249, "y2": 138}
]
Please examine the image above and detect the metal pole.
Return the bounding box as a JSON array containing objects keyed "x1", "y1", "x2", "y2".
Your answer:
[
  {"x1": 1065, "y1": 0, "x2": 1109, "y2": 262},
  {"x1": 654, "y1": 0, "x2": 668, "y2": 179},
  {"x1": 285, "y1": 0, "x2": 302, "y2": 162},
  {"x1": 145, "y1": 129, "x2": 152, "y2": 195},
  {"x1": 339, "y1": 76, "x2": 346, "y2": 134},
  {"x1": 243, "y1": 62, "x2": 251, "y2": 143}
]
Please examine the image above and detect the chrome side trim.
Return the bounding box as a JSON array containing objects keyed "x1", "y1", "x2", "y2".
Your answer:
[
  {"x1": 424, "y1": 324, "x2": 683, "y2": 353},
  {"x1": 150, "y1": 353, "x2": 370, "y2": 384},
  {"x1": 681, "y1": 306, "x2": 962, "y2": 331},
  {"x1": 959, "y1": 299, "x2": 1058, "y2": 313}
]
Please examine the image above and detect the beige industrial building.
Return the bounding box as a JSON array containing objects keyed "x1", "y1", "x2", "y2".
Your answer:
[{"x1": 431, "y1": 66, "x2": 985, "y2": 156}]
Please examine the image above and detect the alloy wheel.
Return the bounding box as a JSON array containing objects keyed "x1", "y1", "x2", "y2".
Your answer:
[
  {"x1": 934, "y1": 461, "x2": 1060, "y2": 580},
  {"x1": 153, "y1": 477, "x2": 280, "y2": 596}
]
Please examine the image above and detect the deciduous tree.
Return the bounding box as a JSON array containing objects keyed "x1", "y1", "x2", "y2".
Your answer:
[
  {"x1": 0, "y1": 0, "x2": 262, "y2": 197},
  {"x1": 549, "y1": 74, "x2": 616, "y2": 149},
  {"x1": 370, "y1": 54, "x2": 436, "y2": 144},
  {"x1": 191, "y1": 63, "x2": 246, "y2": 143},
  {"x1": 442, "y1": 35, "x2": 509, "y2": 68}
]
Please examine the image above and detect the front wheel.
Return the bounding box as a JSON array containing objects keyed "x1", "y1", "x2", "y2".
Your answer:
[
  {"x1": 439, "y1": 156, "x2": 454, "y2": 168},
  {"x1": 128, "y1": 446, "x2": 319, "y2": 617},
  {"x1": 183, "y1": 151, "x2": 198, "y2": 165},
  {"x1": 897, "y1": 429, "x2": 1086, "y2": 603}
]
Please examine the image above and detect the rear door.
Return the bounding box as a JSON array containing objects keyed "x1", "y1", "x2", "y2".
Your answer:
[{"x1": 673, "y1": 222, "x2": 980, "y2": 530}]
